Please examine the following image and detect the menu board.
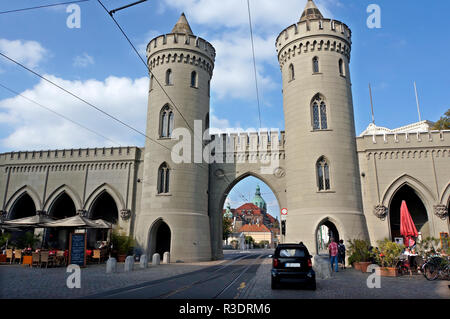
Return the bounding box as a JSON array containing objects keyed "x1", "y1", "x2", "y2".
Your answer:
[{"x1": 69, "y1": 233, "x2": 86, "y2": 267}]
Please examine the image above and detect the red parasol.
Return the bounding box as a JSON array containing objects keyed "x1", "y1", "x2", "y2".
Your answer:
[{"x1": 400, "y1": 200, "x2": 418, "y2": 247}]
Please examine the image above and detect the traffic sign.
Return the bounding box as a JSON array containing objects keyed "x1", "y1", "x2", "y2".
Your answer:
[{"x1": 281, "y1": 208, "x2": 288, "y2": 215}]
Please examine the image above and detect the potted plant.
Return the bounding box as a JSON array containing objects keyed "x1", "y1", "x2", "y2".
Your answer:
[
  {"x1": 375, "y1": 239, "x2": 404, "y2": 276},
  {"x1": 347, "y1": 239, "x2": 372, "y2": 272},
  {"x1": 111, "y1": 229, "x2": 135, "y2": 262}
]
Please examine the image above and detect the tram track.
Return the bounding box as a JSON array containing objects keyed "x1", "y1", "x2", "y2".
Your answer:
[{"x1": 87, "y1": 252, "x2": 260, "y2": 299}]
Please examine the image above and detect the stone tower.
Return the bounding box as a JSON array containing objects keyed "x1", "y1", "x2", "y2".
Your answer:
[
  {"x1": 276, "y1": 0, "x2": 369, "y2": 251},
  {"x1": 136, "y1": 13, "x2": 216, "y2": 262}
]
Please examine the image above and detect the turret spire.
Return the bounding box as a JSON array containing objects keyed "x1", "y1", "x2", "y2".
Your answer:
[
  {"x1": 171, "y1": 12, "x2": 193, "y2": 34},
  {"x1": 300, "y1": 0, "x2": 323, "y2": 22}
]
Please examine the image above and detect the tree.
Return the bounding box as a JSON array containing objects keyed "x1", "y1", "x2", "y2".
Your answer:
[
  {"x1": 432, "y1": 109, "x2": 450, "y2": 130},
  {"x1": 223, "y1": 217, "x2": 233, "y2": 241}
]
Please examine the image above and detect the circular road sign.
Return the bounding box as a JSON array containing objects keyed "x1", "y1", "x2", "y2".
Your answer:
[{"x1": 281, "y1": 208, "x2": 288, "y2": 215}]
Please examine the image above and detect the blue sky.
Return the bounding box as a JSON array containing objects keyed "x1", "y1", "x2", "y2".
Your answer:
[{"x1": 0, "y1": 0, "x2": 449, "y2": 218}]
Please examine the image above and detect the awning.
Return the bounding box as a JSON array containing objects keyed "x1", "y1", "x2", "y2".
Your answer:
[
  {"x1": 2, "y1": 215, "x2": 56, "y2": 228},
  {"x1": 41, "y1": 215, "x2": 102, "y2": 229}
]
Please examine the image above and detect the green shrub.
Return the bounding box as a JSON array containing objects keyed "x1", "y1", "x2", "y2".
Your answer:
[
  {"x1": 347, "y1": 239, "x2": 372, "y2": 263},
  {"x1": 111, "y1": 229, "x2": 134, "y2": 255},
  {"x1": 375, "y1": 239, "x2": 404, "y2": 268}
]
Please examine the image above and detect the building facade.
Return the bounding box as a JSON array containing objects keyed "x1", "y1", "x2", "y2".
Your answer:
[{"x1": 0, "y1": 1, "x2": 449, "y2": 261}]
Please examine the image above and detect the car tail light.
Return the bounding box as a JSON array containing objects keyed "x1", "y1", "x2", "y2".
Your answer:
[
  {"x1": 273, "y1": 258, "x2": 279, "y2": 268},
  {"x1": 308, "y1": 259, "x2": 312, "y2": 267}
]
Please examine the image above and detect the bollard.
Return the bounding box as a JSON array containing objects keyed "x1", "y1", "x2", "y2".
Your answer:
[
  {"x1": 124, "y1": 256, "x2": 134, "y2": 272},
  {"x1": 139, "y1": 254, "x2": 148, "y2": 269},
  {"x1": 152, "y1": 253, "x2": 160, "y2": 266},
  {"x1": 163, "y1": 252, "x2": 170, "y2": 264},
  {"x1": 106, "y1": 257, "x2": 117, "y2": 273}
]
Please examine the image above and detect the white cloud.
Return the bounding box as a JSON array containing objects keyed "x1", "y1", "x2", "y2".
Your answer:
[
  {"x1": 162, "y1": 0, "x2": 334, "y2": 31},
  {"x1": 160, "y1": 0, "x2": 335, "y2": 101},
  {"x1": 0, "y1": 38, "x2": 48, "y2": 68},
  {"x1": 73, "y1": 53, "x2": 94, "y2": 68},
  {"x1": 138, "y1": 30, "x2": 161, "y2": 57},
  {"x1": 0, "y1": 75, "x2": 148, "y2": 151}
]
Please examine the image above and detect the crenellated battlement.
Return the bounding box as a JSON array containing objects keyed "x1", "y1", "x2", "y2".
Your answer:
[
  {"x1": 276, "y1": 19, "x2": 351, "y2": 67},
  {"x1": 0, "y1": 146, "x2": 142, "y2": 165},
  {"x1": 210, "y1": 130, "x2": 286, "y2": 154},
  {"x1": 147, "y1": 33, "x2": 216, "y2": 75},
  {"x1": 356, "y1": 130, "x2": 450, "y2": 157}
]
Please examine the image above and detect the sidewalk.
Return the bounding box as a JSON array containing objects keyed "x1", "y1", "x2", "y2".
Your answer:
[
  {"x1": 243, "y1": 257, "x2": 450, "y2": 299},
  {"x1": 0, "y1": 259, "x2": 227, "y2": 299}
]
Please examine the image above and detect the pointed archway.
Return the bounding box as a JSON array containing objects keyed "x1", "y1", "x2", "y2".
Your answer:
[
  {"x1": 315, "y1": 218, "x2": 340, "y2": 255},
  {"x1": 389, "y1": 185, "x2": 429, "y2": 240},
  {"x1": 148, "y1": 219, "x2": 171, "y2": 258},
  {"x1": 8, "y1": 193, "x2": 36, "y2": 220},
  {"x1": 46, "y1": 192, "x2": 77, "y2": 249},
  {"x1": 88, "y1": 192, "x2": 119, "y2": 247}
]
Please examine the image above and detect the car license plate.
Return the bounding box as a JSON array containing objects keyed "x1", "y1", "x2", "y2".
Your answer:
[{"x1": 286, "y1": 263, "x2": 300, "y2": 268}]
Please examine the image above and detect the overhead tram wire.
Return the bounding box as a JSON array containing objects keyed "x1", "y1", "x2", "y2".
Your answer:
[
  {"x1": 0, "y1": 0, "x2": 90, "y2": 15},
  {"x1": 0, "y1": 82, "x2": 189, "y2": 172},
  {"x1": 246, "y1": 0, "x2": 262, "y2": 130},
  {"x1": 95, "y1": 0, "x2": 253, "y2": 204},
  {"x1": 0, "y1": 82, "x2": 121, "y2": 147},
  {"x1": 96, "y1": 0, "x2": 196, "y2": 139},
  {"x1": 0, "y1": 51, "x2": 192, "y2": 168}
]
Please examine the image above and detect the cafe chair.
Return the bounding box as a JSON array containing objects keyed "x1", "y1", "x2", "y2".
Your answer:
[
  {"x1": 6, "y1": 249, "x2": 13, "y2": 264},
  {"x1": 56, "y1": 250, "x2": 66, "y2": 267},
  {"x1": 92, "y1": 249, "x2": 101, "y2": 264},
  {"x1": 40, "y1": 251, "x2": 51, "y2": 268},
  {"x1": 31, "y1": 252, "x2": 40, "y2": 267},
  {"x1": 13, "y1": 250, "x2": 22, "y2": 264}
]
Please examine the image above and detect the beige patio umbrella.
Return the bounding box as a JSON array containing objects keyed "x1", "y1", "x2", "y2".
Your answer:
[
  {"x1": 41, "y1": 215, "x2": 100, "y2": 229},
  {"x1": 2, "y1": 215, "x2": 56, "y2": 228}
]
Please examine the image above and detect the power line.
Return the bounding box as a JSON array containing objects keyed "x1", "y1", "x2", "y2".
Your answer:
[
  {"x1": 0, "y1": 0, "x2": 90, "y2": 15},
  {"x1": 0, "y1": 82, "x2": 121, "y2": 146},
  {"x1": 0, "y1": 51, "x2": 186, "y2": 161},
  {"x1": 246, "y1": 0, "x2": 262, "y2": 129},
  {"x1": 96, "y1": 0, "x2": 197, "y2": 139}
]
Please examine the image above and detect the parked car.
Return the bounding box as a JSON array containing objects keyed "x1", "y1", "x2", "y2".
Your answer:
[{"x1": 271, "y1": 243, "x2": 316, "y2": 290}]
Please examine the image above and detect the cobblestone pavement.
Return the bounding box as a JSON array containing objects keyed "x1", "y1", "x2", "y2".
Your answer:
[
  {"x1": 0, "y1": 258, "x2": 229, "y2": 299},
  {"x1": 242, "y1": 257, "x2": 450, "y2": 299}
]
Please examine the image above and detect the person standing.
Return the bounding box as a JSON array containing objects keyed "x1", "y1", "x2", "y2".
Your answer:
[
  {"x1": 338, "y1": 239, "x2": 346, "y2": 269},
  {"x1": 329, "y1": 238, "x2": 339, "y2": 272}
]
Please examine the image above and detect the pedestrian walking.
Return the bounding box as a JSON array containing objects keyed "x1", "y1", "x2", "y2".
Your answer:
[
  {"x1": 328, "y1": 238, "x2": 339, "y2": 272},
  {"x1": 338, "y1": 239, "x2": 346, "y2": 269}
]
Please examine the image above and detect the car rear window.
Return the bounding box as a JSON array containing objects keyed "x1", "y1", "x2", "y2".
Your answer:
[{"x1": 278, "y1": 248, "x2": 305, "y2": 257}]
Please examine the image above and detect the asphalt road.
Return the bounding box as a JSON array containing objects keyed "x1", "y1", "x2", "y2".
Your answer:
[{"x1": 86, "y1": 250, "x2": 267, "y2": 299}]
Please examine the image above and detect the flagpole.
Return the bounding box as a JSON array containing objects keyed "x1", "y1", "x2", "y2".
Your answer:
[
  {"x1": 369, "y1": 83, "x2": 375, "y2": 125},
  {"x1": 414, "y1": 81, "x2": 422, "y2": 122}
]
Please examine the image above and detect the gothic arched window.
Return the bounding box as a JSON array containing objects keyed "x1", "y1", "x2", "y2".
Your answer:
[
  {"x1": 150, "y1": 74, "x2": 154, "y2": 91},
  {"x1": 289, "y1": 63, "x2": 295, "y2": 81},
  {"x1": 158, "y1": 162, "x2": 170, "y2": 194},
  {"x1": 191, "y1": 71, "x2": 197, "y2": 88},
  {"x1": 166, "y1": 69, "x2": 173, "y2": 85},
  {"x1": 311, "y1": 94, "x2": 328, "y2": 130},
  {"x1": 316, "y1": 156, "x2": 331, "y2": 191},
  {"x1": 339, "y1": 59, "x2": 344, "y2": 76},
  {"x1": 313, "y1": 57, "x2": 319, "y2": 73},
  {"x1": 160, "y1": 104, "x2": 174, "y2": 138}
]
